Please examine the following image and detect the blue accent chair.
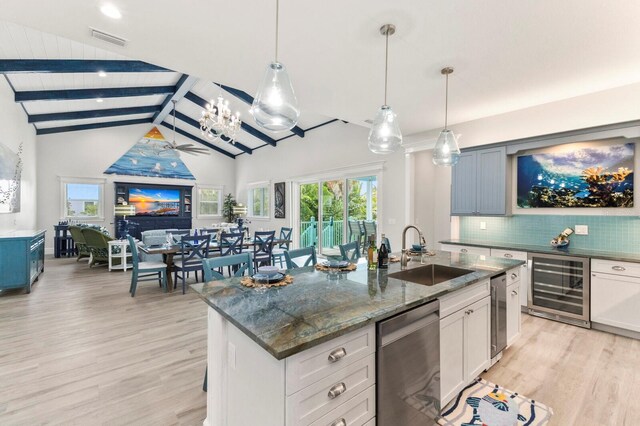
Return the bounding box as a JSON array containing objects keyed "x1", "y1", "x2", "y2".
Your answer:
[
  {"x1": 174, "y1": 234, "x2": 211, "y2": 294},
  {"x1": 271, "y1": 227, "x2": 293, "y2": 268},
  {"x1": 284, "y1": 246, "x2": 318, "y2": 269},
  {"x1": 127, "y1": 235, "x2": 168, "y2": 297},
  {"x1": 202, "y1": 253, "x2": 254, "y2": 282},
  {"x1": 339, "y1": 241, "x2": 361, "y2": 262},
  {"x1": 253, "y1": 231, "x2": 275, "y2": 271}
]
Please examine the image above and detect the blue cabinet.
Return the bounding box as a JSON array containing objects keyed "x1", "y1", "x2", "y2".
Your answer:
[
  {"x1": 451, "y1": 147, "x2": 507, "y2": 216},
  {"x1": 0, "y1": 230, "x2": 45, "y2": 293}
]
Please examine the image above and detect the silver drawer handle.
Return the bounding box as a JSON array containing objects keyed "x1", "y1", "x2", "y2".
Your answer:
[
  {"x1": 612, "y1": 266, "x2": 626, "y2": 272},
  {"x1": 460, "y1": 248, "x2": 468, "y2": 253},
  {"x1": 511, "y1": 273, "x2": 518, "y2": 279},
  {"x1": 328, "y1": 382, "x2": 347, "y2": 399},
  {"x1": 328, "y1": 347, "x2": 347, "y2": 363},
  {"x1": 330, "y1": 419, "x2": 347, "y2": 426},
  {"x1": 465, "y1": 309, "x2": 474, "y2": 315},
  {"x1": 504, "y1": 253, "x2": 513, "y2": 258},
  {"x1": 512, "y1": 290, "x2": 518, "y2": 296}
]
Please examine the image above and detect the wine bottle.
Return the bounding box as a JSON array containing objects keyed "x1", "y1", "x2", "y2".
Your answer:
[{"x1": 378, "y1": 233, "x2": 389, "y2": 269}]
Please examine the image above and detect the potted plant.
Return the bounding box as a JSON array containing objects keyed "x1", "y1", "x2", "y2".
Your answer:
[{"x1": 222, "y1": 193, "x2": 238, "y2": 223}]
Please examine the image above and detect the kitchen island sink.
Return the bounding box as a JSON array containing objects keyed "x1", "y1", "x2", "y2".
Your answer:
[{"x1": 388, "y1": 264, "x2": 474, "y2": 286}]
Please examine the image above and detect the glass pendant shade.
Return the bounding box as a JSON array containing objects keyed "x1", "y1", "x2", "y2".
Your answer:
[
  {"x1": 432, "y1": 129, "x2": 461, "y2": 166},
  {"x1": 251, "y1": 62, "x2": 300, "y2": 132},
  {"x1": 368, "y1": 105, "x2": 403, "y2": 154}
]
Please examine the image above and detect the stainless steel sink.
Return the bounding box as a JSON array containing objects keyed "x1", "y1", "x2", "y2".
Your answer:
[{"x1": 387, "y1": 264, "x2": 474, "y2": 286}]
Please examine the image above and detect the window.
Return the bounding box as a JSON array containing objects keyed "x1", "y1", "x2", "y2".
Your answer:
[
  {"x1": 249, "y1": 185, "x2": 270, "y2": 218},
  {"x1": 61, "y1": 178, "x2": 105, "y2": 220},
  {"x1": 197, "y1": 186, "x2": 222, "y2": 217}
]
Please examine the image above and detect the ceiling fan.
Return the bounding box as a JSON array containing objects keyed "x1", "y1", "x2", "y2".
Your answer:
[{"x1": 162, "y1": 100, "x2": 209, "y2": 156}]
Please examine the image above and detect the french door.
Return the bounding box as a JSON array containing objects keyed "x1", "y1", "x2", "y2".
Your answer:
[{"x1": 297, "y1": 176, "x2": 377, "y2": 256}]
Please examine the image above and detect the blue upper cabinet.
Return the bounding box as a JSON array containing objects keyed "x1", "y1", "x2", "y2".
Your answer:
[{"x1": 451, "y1": 146, "x2": 507, "y2": 216}]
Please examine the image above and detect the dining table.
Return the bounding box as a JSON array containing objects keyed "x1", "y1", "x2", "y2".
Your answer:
[{"x1": 138, "y1": 238, "x2": 292, "y2": 293}]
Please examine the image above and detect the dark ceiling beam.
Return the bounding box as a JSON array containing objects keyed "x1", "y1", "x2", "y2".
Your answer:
[
  {"x1": 217, "y1": 83, "x2": 306, "y2": 138},
  {"x1": 152, "y1": 74, "x2": 199, "y2": 124},
  {"x1": 0, "y1": 59, "x2": 170, "y2": 74},
  {"x1": 15, "y1": 85, "x2": 175, "y2": 102},
  {"x1": 172, "y1": 110, "x2": 252, "y2": 155},
  {"x1": 184, "y1": 91, "x2": 276, "y2": 147},
  {"x1": 28, "y1": 105, "x2": 160, "y2": 123},
  {"x1": 160, "y1": 122, "x2": 236, "y2": 160},
  {"x1": 36, "y1": 117, "x2": 152, "y2": 135}
]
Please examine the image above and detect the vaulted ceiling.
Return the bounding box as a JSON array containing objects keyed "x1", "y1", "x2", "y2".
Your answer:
[
  {"x1": 1, "y1": 1, "x2": 640, "y2": 143},
  {"x1": 0, "y1": 22, "x2": 335, "y2": 159}
]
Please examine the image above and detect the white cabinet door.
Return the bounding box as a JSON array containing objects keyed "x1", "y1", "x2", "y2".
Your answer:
[
  {"x1": 440, "y1": 308, "x2": 466, "y2": 406},
  {"x1": 592, "y1": 272, "x2": 640, "y2": 333},
  {"x1": 506, "y1": 282, "x2": 521, "y2": 346},
  {"x1": 465, "y1": 296, "x2": 491, "y2": 380}
]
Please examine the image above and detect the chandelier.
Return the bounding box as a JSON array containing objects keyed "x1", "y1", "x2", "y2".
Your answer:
[{"x1": 199, "y1": 96, "x2": 242, "y2": 143}]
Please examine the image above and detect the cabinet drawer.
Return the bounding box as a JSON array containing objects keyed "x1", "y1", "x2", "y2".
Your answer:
[
  {"x1": 309, "y1": 385, "x2": 375, "y2": 426},
  {"x1": 287, "y1": 354, "x2": 375, "y2": 426},
  {"x1": 592, "y1": 272, "x2": 640, "y2": 332},
  {"x1": 287, "y1": 325, "x2": 374, "y2": 395},
  {"x1": 506, "y1": 267, "x2": 521, "y2": 286},
  {"x1": 439, "y1": 279, "x2": 490, "y2": 319},
  {"x1": 490, "y1": 249, "x2": 527, "y2": 261},
  {"x1": 592, "y1": 259, "x2": 640, "y2": 278},
  {"x1": 440, "y1": 244, "x2": 491, "y2": 257}
]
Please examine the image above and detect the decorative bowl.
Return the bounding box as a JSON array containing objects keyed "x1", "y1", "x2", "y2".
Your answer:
[
  {"x1": 412, "y1": 244, "x2": 423, "y2": 251},
  {"x1": 258, "y1": 266, "x2": 281, "y2": 276}
]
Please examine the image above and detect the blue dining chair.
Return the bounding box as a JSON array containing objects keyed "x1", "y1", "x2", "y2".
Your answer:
[
  {"x1": 253, "y1": 230, "x2": 275, "y2": 271},
  {"x1": 284, "y1": 246, "x2": 318, "y2": 269},
  {"x1": 220, "y1": 232, "x2": 245, "y2": 276},
  {"x1": 271, "y1": 227, "x2": 293, "y2": 268},
  {"x1": 202, "y1": 253, "x2": 254, "y2": 281},
  {"x1": 339, "y1": 241, "x2": 361, "y2": 262},
  {"x1": 174, "y1": 234, "x2": 211, "y2": 294},
  {"x1": 127, "y1": 235, "x2": 168, "y2": 297}
]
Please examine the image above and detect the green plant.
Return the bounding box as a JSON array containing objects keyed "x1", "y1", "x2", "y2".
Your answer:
[{"x1": 222, "y1": 193, "x2": 238, "y2": 223}]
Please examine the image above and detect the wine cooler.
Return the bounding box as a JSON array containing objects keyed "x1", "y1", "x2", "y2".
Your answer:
[{"x1": 528, "y1": 253, "x2": 590, "y2": 328}]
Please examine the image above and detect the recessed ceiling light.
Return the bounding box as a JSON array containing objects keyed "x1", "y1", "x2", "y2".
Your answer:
[
  {"x1": 96, "y1": 98, "x2": 104, "y2": 103},
  {"x1": 100, "y1": 4, "x2": 122, "y2": 19},
  {"x1": 98, "y1": 70, "x2": 107, "y2": 78}
]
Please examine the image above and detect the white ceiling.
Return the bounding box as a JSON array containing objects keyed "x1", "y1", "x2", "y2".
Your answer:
[{"x1": 1, "y1": 1, "x2": 640, "y2": 137}]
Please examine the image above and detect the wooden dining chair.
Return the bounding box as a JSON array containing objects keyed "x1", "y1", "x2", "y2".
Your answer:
[
  {"x1": 339, "y1": 241, "x2": 361, "y2": 262},
  {"x1": 174, "y1": 234, "x2": 211, "y2": 294},
  {"x1": 127, "y1": 235, "x2": 168, "y2": 297},
  {"x1": 271, "y1": 227, "x2": 293, "y2": 268},
  {"x1": 219, "y1": 232, "x2": 245, "y2": 276},
  {"x1": 253, "y1": 230, "x2": 275, "y2": 271},
  {"x1": 284, "y1": 246, "x2": 318, "y2": 269}
]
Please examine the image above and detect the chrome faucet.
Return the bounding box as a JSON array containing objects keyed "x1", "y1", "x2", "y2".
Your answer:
[{"x1": 401, "y1": 225, "x2": 426, "y2": 269}]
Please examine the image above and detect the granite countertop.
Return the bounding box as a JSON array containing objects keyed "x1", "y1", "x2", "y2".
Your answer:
[
  {"x1": 440, "y1": 239, "x2": 640, "y2": 263},
  {"x1": 0, "y1": 230, "x2": 46, "y2": 239},
  {"x1": 191, "y1": 251, "x2": 524, "y2": 360}
]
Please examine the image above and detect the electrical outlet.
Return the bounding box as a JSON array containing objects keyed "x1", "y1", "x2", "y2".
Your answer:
[
  {"x1": 575, "y1": 225, "x2": 589, "y2": 235},
  {"x1": 480, "y1": 221, "x2": 486, "y2": 230}
]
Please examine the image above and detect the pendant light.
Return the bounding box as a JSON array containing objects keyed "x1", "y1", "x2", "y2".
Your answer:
[
  {"x1": 251, "y1": 0, "x2": 300, "y2": 132},
  {"x1": 432, "y1": 67, "x2": 461, "y2": 166},
  {"x1": 368, "y1": 24, "x2": 402, "y2": 154}
]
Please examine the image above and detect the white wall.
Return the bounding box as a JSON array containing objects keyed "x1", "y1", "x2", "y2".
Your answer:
[
  {"x1": 235, "y1": 121, "x2": 407, "y2": 249},
  {"x1": 0, "y1": 77, "x2": 37, "y2": 232},
  {"x1": 408, "y1": 81, "x2": 640, "y2": 242},
  {"x1": 36, "y1": 123, "x2": 235, "y2": 251}
]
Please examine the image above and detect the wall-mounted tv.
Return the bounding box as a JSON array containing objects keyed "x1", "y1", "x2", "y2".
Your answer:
[{"x1": 128, "y1": 187, "x2": 181, "y2": 216}]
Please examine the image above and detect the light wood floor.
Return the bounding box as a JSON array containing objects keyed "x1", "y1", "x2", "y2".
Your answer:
[
  {"x1": 0, "y1": 256, "x2": 207, "y2": 425},
  {"x1": 3, "y1": 258, "x2": 640, "y2": 425},
  {"x1": 484, "y1": 313, "x2": 640, "y2": 426}
]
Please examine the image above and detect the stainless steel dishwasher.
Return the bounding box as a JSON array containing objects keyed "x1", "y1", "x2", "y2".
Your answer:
[{"x1": 377, "y1": 300, "x2": 440, "y2": 426}]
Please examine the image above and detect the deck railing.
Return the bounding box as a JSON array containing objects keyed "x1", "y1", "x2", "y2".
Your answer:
[{"x1": 300, "y1": 218, "x2": 345, "y2": 249}]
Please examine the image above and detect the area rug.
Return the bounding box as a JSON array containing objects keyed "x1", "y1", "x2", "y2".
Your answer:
[{"x1": 438, "y1": 378, "x2": 553, "y2": 426}]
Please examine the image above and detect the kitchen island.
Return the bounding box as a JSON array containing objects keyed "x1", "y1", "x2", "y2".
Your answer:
[{"x1": 192, "y1": 251, "x2": 524, "y2": 426}]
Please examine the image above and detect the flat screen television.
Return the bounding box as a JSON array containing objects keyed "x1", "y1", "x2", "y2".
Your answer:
[{"x1": 128, "y1": 187, "x2": 181, "y2": 216}]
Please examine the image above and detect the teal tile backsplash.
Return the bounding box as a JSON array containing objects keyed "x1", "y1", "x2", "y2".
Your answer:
[{"x1": 459, "y1": 215, "x2": 640, "y2": 253}]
